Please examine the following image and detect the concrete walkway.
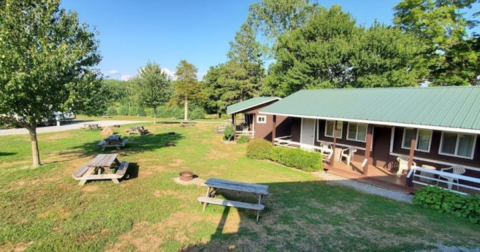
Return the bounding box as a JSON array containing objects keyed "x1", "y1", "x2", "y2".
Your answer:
[{"x1": 0, "y1": 120, "x2": 146, "y2": 136}]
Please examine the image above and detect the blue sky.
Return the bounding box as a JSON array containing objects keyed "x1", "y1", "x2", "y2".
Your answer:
[{"x1": 59, "y1": 0, "x2": 473, "y2": 81}]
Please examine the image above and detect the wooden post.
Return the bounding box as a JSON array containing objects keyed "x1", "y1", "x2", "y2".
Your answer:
[
  {"x1": 364, "y1": 125, "x2": 374, "y2": 175},
  {"x1": 271, "y1": 115, "x2": 277, "y2": 143},
  {"x1": 407, "y1": 128, "x2": 417, "y2": 170},
  {"x1": 330, "y1": 121, "x2": 337, "y2": 166},
  {"x1": 232, "y1": 114, "x2": 237, "y2": 140},
  {"x1": 405, "y1": 128, "x2": 417, "y2": 187}
]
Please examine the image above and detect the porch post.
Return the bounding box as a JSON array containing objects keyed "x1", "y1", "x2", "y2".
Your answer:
[
  {"x1": 271, "y1": 115, "x2": 277, "y2": 143},
  {"x1": 364, "y1": 125, "x2": 374, "y2": 175},
  {"x1": 407, "y1": 128, "x2": 417, "y2": 170},
  {"x1": 232, "y1": 113, "x2": 237, "y2": 140},
  {"x1": 330, "y1": 121, "x2": 337, "y2": 166},
  {"x1": 406, "y1": 128, "x2": 417, "y2": 187}
]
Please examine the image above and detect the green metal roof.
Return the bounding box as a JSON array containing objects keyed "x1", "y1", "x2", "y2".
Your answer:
[
  {"x1": 260, "y1": 86, "x2": 480, "y2": 133},
  {"x1": 227, "y1": 97, "x2": 280, "y2": 114}
]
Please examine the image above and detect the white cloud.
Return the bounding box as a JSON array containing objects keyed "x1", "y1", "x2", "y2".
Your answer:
[
  {"x1": 120, "y1": 74, "x2": 132, "y2": 81},
  {"x1": 161, "y1": 68, "x2": 177, "y2": 80}
]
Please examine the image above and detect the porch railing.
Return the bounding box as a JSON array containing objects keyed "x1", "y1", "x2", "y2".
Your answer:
[
  {"x1": 273, "y1": 136, "x2": 333, "y2": 162},
  {"x1": 407, "y1": 167, "x2": 480, "y2": 195},
  {"x1": 236, "y1": 130, "x2": 255, "y2": 138}
]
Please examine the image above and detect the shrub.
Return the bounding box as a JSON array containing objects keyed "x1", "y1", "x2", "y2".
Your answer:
[
  {"x1": 223, "y1": 125, "x2": 235, "y2": 141},
  {"x1": 189, "y1": 107, "x2": 205, "y2": 120},
  {"x1": 271, "y1": 147, "x2": 323, "y2": 172},
  {"x1": 236, "y1": 135, "x2": 250, "y2": 144},
  {"x1": 106, "y1": 107, "x2": 117, "y2": 116},
  {"x1": 413, "y1": 186, "x2": 480, "y2": 224},
  {"x1": 137, "y1": 106, "x2": 147, "y2": 117},
  {"x1": 119, "y1": 105, "x2": 129, "y2": 116},
  {"x1": 128, "y1": 106, "x2": 137, "y2": 116},
  {"x1": 246, "y1": 139, "x2": 273, "y2": 159}
]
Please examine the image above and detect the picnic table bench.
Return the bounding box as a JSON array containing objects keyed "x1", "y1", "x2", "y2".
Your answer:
[
  {"x1": 97, "y1": 135, "x2": 128, "y2": 150},
  {"x1": 71, "y1": 154, "x2": 129, "y2": 186},
  {"x1": 127, "y1": 126, "x2": 149, "y2": 135},
  {"x1": 81, "y1": 123, "x2": 102, "y2": 130},
  {"x1": 198, "y1": 178, "x2": 268, "y2": 221},
  {"x1": 180, "y1": 121, "x2": 197, "y2": 127}
]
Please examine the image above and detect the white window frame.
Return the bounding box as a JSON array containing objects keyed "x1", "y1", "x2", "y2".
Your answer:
[
  {"x1": 401, "y1": 128, "x2": 432, "y2": 153},
  {"x1": 346, "y1": 123, "x2": 367, "y2": 143},
  {"x1": 323, "y1": 120, "x2": 343, "y2": 139},
  {"x1": 257, "y1": 115, "x2": 267, "y2": 124},
  {"x1": 439, "y1": 132, "x2": 477, "y2": 159}
]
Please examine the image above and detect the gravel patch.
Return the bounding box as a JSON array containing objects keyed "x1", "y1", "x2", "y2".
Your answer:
[
  {"x1": 0, "y1": 120, "x2": 146, "y2": 136},
  {"x1": 313, "y1": 171, "x2": 413, "y2": 203}
]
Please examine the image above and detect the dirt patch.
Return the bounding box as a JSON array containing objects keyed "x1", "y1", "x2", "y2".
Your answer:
[
  {"x1": 172, "y1": 177, "x2": 205, "y2": 186},
  {"x1": 82, "y1": 185, "x2": 99, "y2": 192},
  {"x1": 0, "y1": 241, "x2": 34, "y2": 252},
  {"x1": 168, "y1": 159, "x2": 184, "y2": 167}
]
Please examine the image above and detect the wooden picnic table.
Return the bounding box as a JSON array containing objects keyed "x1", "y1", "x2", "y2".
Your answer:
[
  {"x1": 198, "y1": 178, "x2": 269, "y2": 221},
  {"x1": 82, "y1": 123, "x2": 101, "y2": 130},
  {"x1": 127, "y1": 126, "x2": 149, "y2": 135},
  {"x1": 98, "y1": 135, "x2": 128, "y2": 150},
  {"x1": 71, "y1": 154, "x2": 130, "y2": 186}
]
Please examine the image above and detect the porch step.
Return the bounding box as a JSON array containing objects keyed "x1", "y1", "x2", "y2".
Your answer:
[{"x1": 325, "y1": 166, "x2": 416, "y2": 195}]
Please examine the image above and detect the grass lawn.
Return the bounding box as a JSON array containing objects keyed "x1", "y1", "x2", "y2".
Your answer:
[{"x1": 0, "y1": 121, "x2": 479, "y2": 251}]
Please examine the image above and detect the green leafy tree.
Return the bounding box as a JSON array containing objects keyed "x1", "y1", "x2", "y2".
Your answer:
[
  {"x1": 264, "y1": 6, "x2": 427, "y2": 96},
  {"x1": 132, "y1": 62, "x2": 172, "y2": 125},
  {"x1": 174, "y1": 60, "x2": 205, "y2": 121},
  {"x1": 248, "y1": 0, "x2": 318, "y2": 56},
  {"x1": 0, "y1": 0, "x2": 102, "y2": 167},
  {"x1": 394, "y1": 0, "x2": 480, "y2": 85}
]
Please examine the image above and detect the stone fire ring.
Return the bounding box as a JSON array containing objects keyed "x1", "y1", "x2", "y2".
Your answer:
[{"x1": 179, "y1": 171, "x2": 194, "y2": 181}]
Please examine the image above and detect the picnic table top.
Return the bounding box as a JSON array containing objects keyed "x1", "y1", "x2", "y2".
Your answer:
[
  {"x1": 205, "y1": 178, "x2": 268, "y2": 195},
  {"x1": 87, "y1": 154, "x2": 118, "y2": 167},
  {"x1": 105, "y1": 135, "x2": 121, "y2": 141}
]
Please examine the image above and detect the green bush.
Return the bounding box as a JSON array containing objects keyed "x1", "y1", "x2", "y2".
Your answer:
[
  {"x1": 236, "y1": 135, "x2": 250, "y2": 144},
  {"x1": 157, "y1": 106, "x2": 183, "y2": 119},
  {"x1": 271, "y1": 147, "x2": 323, "y2": 172},
  {"x1": 137, "y1": 106, "x2": 147, "y2": 117},
  {"x1": 223, "y1": 125, "x2": 235, "y2": 141},
  {"x1": 413, "y1": 186, "x2": 480, "y2": 224},
  {"x1": 246, "y1": 139, "x2": 273, "y2": 159},
  {"x1": 119, "y1": 105, "x2": 129, "y2": 116},
  {"x1": 189, "y1": 107, "x2": 205, "y2": 120},
  {"x1": 106, "y1": 107, "x2": 117, "y2": 116},
  {"x1": 128, "y1": 106, "x2": 137, "y2": 116}
]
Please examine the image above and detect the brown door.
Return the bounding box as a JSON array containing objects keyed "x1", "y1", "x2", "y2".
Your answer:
[{"x1": 372, "y1": 126, "x2": 392, "y2": 168}]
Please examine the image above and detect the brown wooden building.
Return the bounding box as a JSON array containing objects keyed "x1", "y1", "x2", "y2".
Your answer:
[
  {"x1": 226, "y1": 97, "x2": 290, "y2": 141},
  {"x1": 259, "y1": 87, "x2": 480, "y2": 191}
]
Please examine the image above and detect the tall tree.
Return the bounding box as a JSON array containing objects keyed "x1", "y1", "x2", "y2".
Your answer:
[
  {"x1": 0, "y1": 0, "x2": 102, "y2": 167},
  {"x1": 174, "y1": 60, "x2": 202, "y2": 121},
  {"x1": 248, "y1": 0, "x2": 318, "y2": 56},
  {"x1": 264, "y1": 6, "x2": 428, "y2": 96},
  {"x1": 225, "y1": 23, "x2": 265, "y2": 102},
  {"x1": 394, "y1": 0, "x2": 480, "y2": 85},
  {"x1": 132, "y1": 62, "x2": 172, "y2": 125}
]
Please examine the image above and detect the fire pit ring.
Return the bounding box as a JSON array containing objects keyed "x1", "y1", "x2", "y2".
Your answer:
[{"x1": 179, "y1": 171, "x2": 194, "y2": 181}]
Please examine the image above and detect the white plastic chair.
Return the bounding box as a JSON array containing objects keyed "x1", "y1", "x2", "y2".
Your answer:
[
  {"x1": 396, "y1": 156, "x2": 416, "y2": 176},
  {"x1": 438, "y1": 166, "x2": 466, "y2": 190},
  {"x1": 340, "y1": 148, "x2": 357, "y2": 166}
]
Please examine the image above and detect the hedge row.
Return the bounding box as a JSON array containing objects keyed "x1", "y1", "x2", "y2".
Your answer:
[
  {"x1": 246, "y1": 139, "x2": 323, "y2": 172},
  {"x1": 413, "y1": 186, "x2": 480, "y2": 224}
]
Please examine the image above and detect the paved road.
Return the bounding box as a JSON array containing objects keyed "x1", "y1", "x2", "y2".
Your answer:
[{"x1": 0, "y1": 120, "x2": 146, "y2": 136}]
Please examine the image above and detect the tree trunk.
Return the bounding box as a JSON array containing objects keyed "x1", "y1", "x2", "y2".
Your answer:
[
  {"x1": 153, "y1": 106, "x2": 157, "y2": 125},
  {"x1": 184, "y1": 97, "x2": 188, "y2": 121},
  {"x1": 25, "y1": 124, "x2": 41, "y2": 168}
]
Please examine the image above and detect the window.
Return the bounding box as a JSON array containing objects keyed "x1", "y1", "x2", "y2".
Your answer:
[
  {"x1": 401, "y1": 128, "x2": 432, "y2": 152},
  {"x1": 439, "y1": 132, "x2": 476, "y2": 159},
  {"x1": 347, "y1": 123, "x2": 367, "y2": 142},
  {"x1": 257, "y1": 115, "x2": 266, "y2": 124},
  {"x1": 324, "y1": 121, "x2": 343, "y2": 138}
]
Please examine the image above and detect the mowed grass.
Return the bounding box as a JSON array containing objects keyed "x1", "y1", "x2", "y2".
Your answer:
[{"x1": 0, "y1": 121, "x2": 479, "y2": 251}]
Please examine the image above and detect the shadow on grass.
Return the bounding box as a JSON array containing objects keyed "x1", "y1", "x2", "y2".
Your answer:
[
  {"x1": 125, "y1": 162, "x2": 139, "y2": 179},
  {"x1": 0, "y1": 152, "x2": 16, "y2": 156},
  {"x1": 66, "y1": 132, "x2": 184, "y2": 158},
  {"x1": 177, "y1": 176, "x2": 479, "y2": 252}
]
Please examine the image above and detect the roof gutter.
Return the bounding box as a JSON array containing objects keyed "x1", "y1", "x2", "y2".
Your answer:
[{"x1": 260, "y1": 111, "x2": 480, "y2": 135}]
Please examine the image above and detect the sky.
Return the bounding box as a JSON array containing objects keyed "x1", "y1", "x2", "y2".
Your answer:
[{"x1": 59, "y1": 0, "x2": 474, "y2": 81}]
